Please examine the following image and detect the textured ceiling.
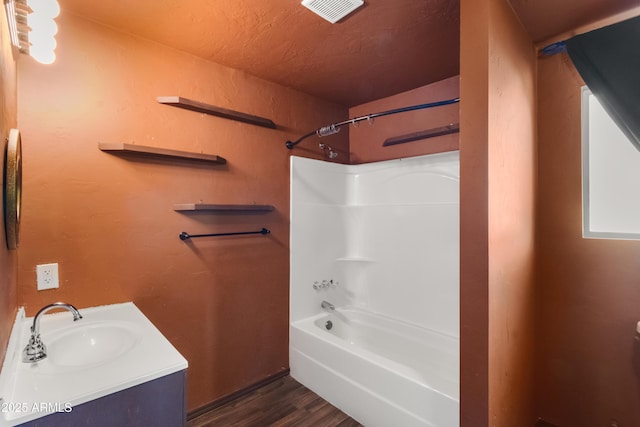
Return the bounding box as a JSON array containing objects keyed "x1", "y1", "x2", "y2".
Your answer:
[
  {"x1": 58, "y1": 0, "x2": 460, "y2": 107},
  {"x1": 508, "y1": 0, "x2": 640, "y2": 43},
  {"x1": 58, "y1": 0, "x2": 636, "y2": 107}
]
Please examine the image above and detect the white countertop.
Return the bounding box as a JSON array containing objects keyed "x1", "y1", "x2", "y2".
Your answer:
[{"x1": 0, "y1": 302, "x2": 188, "y2": 426}]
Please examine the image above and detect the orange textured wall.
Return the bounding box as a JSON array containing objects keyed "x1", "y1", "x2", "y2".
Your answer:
[
  {"x1": 0, "y1": 5, "x2": 19, "y2": 366},
  {"x1": 460, "y1": 0, "x2": 537, "y2": 425},
  {"x1": 485, "y1": 0, "x2": 537, "y2": 424},
  {"x1": 460, "y1": 0, "x2": 490, "y2": 422},
  {"x1": 17, "y1": 12, "x2": 347, "y2": 412},
  {"x1": 536, "y1": 53, "x2": 640, "y2": 426},
  {"x1": 348, "y1": 76, "x2": 459, "y2": 163}
]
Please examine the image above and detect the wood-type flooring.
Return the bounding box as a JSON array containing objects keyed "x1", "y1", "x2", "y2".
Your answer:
[{"x1": 187, "y1": 375, "x2": 364, "y2": 427}]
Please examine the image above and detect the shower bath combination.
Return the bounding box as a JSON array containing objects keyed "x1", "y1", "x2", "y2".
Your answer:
[
  {"x1": 290, "y1": 151, "x2": 460, "y2": 426},
  {"x1": 284, "y1": 97, "x2": 460, "y2": 159}
]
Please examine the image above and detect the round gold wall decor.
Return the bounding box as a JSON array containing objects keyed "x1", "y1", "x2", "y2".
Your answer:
[{"x1": 5, "y1": 129, "x2": 22, "y2": 250}]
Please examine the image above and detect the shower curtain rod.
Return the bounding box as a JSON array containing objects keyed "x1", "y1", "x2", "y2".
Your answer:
[{"x1": 285, "y1": 97, "x2": 460, "y2": 150}]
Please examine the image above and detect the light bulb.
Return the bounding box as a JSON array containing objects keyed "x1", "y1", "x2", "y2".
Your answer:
[
  {"x1": 28, "y1": 14, "x2": 58, "y2": 36},
  {"x1": 27, "y1": 0, "x2": 60, "y2": 19},
  {"x1": 24, "y1": 0, "x2": 60, "y2": 65},
  {"x1": 30, "y1": 48, "x2": 55, "y2": 65},
  {"x1": 29, "y1": 29, "x2": 56, "y2": 65},
  {"x1": 30, "y1": 35, "x2": 56, "y2": 51}
]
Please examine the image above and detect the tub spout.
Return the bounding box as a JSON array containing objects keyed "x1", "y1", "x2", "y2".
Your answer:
[
  {"x1": 321, "y1": 300, "x2": 335, "y2": 312},
  {"x1": 23, "y1": 302, "x2": 83, "y2": 363}
]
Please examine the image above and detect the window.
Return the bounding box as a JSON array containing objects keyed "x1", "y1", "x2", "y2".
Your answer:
[{"x1": 582, "y1": 87, "x2": 640, "y2": 239}]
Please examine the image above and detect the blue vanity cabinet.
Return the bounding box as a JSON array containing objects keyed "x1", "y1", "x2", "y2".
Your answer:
[{"x1": 16, "y1": 370, "x2": 186, "y2": 427}]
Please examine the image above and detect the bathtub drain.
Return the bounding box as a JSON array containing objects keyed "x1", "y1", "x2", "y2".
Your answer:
[{"x1": 325, "y1": 320, "x2": 333, "y2": 330}]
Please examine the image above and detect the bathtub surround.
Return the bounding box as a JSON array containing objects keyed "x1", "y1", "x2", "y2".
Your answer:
[{"x1": 290, "y1": 152, "x2": 460, "y2": 426}]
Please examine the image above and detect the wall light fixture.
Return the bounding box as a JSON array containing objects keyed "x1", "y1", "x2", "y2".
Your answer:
[{"x1": 4, "y1": 0, "x2": 60, "y2": 64}]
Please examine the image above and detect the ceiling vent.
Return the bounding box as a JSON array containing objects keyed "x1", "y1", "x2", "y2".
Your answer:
[{"x1": 301, "y1": 0, "x2": 364, "y2": 24}]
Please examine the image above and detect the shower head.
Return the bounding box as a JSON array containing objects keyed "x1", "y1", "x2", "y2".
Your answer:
[{"x1": 319, "y1": 143, "x2": 338, "y2": 159}]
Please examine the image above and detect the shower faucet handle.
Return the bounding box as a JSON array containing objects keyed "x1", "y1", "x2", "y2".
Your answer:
[
  {"x1": 312, "y1": 279, "x2": 339, "y2": 290},
  {"x1": 325, "y1": 279, "x2": 338, "y2": 288}
]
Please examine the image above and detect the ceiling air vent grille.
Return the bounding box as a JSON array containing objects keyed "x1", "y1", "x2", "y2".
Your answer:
[{"x1": 301, "y1": 0, "x2": 364, "y2": 24}]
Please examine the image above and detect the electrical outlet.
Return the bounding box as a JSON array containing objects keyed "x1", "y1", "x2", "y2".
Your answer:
[{"x1": 36, "y1": 263, "x2": 59, "y2": 290}]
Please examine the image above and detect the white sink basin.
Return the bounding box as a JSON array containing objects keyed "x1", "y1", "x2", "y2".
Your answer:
[
  {"x1": 47, "y1": 321, "x2": 140, "y2": 368},
  {"x1": 0, "y1": 302, "x2": 188, "y2": 426}
]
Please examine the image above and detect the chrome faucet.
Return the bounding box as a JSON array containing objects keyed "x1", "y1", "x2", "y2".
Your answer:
[
  {"x1": 321, "y1": 300, "x2": 335, "y2": 312},
  {"x1": 23, "y1": 302, "x2": 82, "y2": 363}
]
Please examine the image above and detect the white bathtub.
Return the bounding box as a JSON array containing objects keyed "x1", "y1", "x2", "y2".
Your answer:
[{"x1": 289, "y1": 307, "x2": 459, "y2": 427}]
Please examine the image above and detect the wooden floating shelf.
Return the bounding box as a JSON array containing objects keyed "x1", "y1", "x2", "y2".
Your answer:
[
  {"x1": 98, "y1": 143, "x2": 227, "y2": 164},
  {"x1": 382, "y1": 123, "x2": 460, "y2": 147},
  {"x1": 173, "y1": 203, "x2": 275, "y2": 213},
  {"x1": 157, "y1": 96, "x2": 277, "y2": 129}
]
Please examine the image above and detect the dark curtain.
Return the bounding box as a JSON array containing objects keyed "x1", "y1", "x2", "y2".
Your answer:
[{"x1": 566, "y1": 16, "x2": 640, "y2": 151}]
